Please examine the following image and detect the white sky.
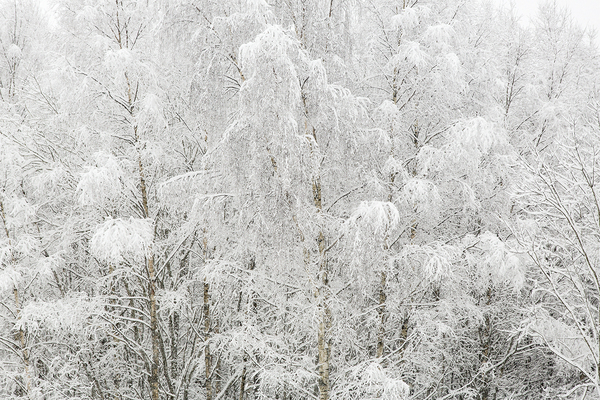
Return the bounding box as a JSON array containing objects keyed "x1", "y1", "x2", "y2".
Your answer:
[{"x1": 494, "y1": 0, "x2": 600, "y2": 32}]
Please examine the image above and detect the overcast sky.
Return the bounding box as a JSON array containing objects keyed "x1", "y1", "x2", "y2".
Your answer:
[{"x1": 494, "y1": 0, "x2": 600, "y2": 32}]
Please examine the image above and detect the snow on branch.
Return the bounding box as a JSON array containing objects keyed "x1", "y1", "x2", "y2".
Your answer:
[
  {"x1": 239, "y1": 24, "x2": 300, "y2": 88},
  {"x1": 76, "y1": 152, "x2": 124, "y2": 206},
  {"x1": 417, "y1": 117, "x2": 510, "y2": 178},
  {"x1": 402, "y1": 178, "x2": 440, "y2": 214},
  {"x1": 347, "y1": 201, "x2": 400, "y2": 237},
  {"x1": 135, "y1": 93, "x2": 167, "y2": 132},
  {"x1": 424, "y1": 24, "x2": 454, "y2": 48},
  {"x1": 15, "y1": 294, "x2": 104, "y2": 334},
  {"x1": 336, "y1": 362, "x2": 409, "y2": 400},
  {"x1": 90, "y1": 217, "x2": 154, "y2": 263},
  {"x1": 465, "y1": 232, "x2": 525, "y2": 291},
  {"x1": 344, "y1": 201, "x2": 400, "y2": 282},
  {"x1": 398, "y1": 41, "x2": 429, "y2": 69},
  {"x1": 391, "y1": 7, "x2": 421, "y2": 30},
  {"x1": 400, "y1": 242, "x2": 458, "y2": 282},
  {"x1": 3, "y1": 197, "x2": 36, "y2": 229},
  {"x1": 0, "y1": 264, "x2": 20, "y2": 292}
]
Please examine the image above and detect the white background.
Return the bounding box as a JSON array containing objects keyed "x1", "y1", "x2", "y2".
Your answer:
[{"x1": 494, "y1": 0, "x2": 600, "y2": 32}]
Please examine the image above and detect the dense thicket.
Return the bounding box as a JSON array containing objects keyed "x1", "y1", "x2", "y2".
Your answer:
[{"x1": 0, "y1": 0, "x2": 599, "y2": 399}]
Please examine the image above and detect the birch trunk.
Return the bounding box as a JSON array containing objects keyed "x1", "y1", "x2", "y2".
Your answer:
[
  {"x1": 204, "y1": 278, "x2": 212, "y2": 400},
  {"x1": 111, "y1": 7, "x2": 161, "y2": 396},
  {"x1": 203, "y1": 235, "x2": 213, "y2": 400},
  {"x1": 1, "y1": 201, "x2": 31, "y2": 395},
  {"x1": 316, "y1": 226, "x2": 331, "y2": 400},
  {"x1": 301, "y1": 80, "x2": 331, "y2": 399},
  {"x1": 312, "y1": 151, "x2": 331, "y2": 400},
  {"x1": 138, "y1": 155, "x2": 160, "y2": 400},
  {"x1": 239, "y1": 357, "x2": 247, "y2": 400},
  {"x1": 376, "y1": 271, "x2": 387, "y2": 358}
]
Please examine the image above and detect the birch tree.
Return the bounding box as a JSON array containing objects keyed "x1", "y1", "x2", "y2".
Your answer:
[{"x1": 517, "y1": 74, "x2": 600, "y2": 399}]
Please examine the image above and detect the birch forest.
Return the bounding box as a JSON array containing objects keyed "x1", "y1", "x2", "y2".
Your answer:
[{"x1": 1, "y1": 0, "x2": 599, "y2": 399}]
